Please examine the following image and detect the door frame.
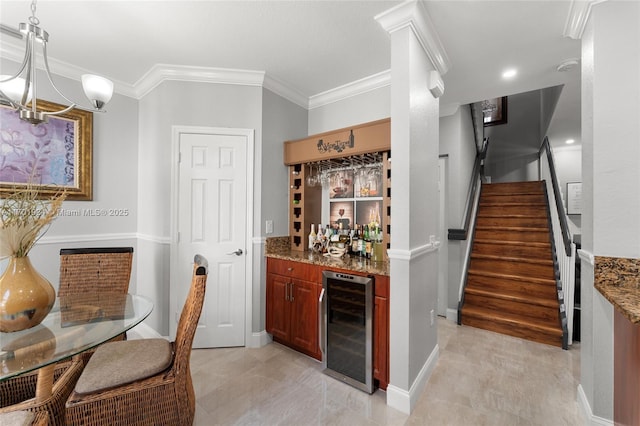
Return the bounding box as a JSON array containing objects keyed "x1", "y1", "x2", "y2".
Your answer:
[{"x1": 169, "y1": 125, "x2": 255, "y2": 345}]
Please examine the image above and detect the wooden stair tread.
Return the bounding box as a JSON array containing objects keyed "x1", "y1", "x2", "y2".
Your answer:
[
  {"x1": 476, "y1": 226, "x2": 549, "y2": 232},
  {"x1": 465, "y1": 287, "x2": 557, "y2": 308},
  {"x1": 473, "y1": 239, "x2": 550, "y2": 247},
  {"x1": 467, "y1": 269, "x2": 556, "y2": 286},
  {"x1": 470, "y1": 253, "x2": 553, "y2": 266},
  {"x1": 462, "y1": 306, "x2": 563, "y2": 337}
]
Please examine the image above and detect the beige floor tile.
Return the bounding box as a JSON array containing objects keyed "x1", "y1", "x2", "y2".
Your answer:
[{"x1": 191, "y1": 318, "x2": 582, "y2": 425}]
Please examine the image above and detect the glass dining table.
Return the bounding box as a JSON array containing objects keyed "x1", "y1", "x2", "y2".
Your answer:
[{"x1": 0, "y1": 293, "x2": 153, "y2": 402}]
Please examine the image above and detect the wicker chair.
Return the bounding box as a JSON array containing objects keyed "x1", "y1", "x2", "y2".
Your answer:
[
  {"x1": 58, "y1": 247, "x2": 134, "y2": 297},
  {"x1": 59, "y1": 247, "x2": 134, "y2": 344},
  {"x1": 0, "y1": 358, "x2": 84, "y2": 426},
  {"x1": 65, "y1": 255, "x2": 209, "y2": 426}
]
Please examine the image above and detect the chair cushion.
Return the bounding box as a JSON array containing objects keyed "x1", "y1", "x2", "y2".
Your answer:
[
  {"x1": 74, "y1": 338, "x2": 172, "y2": 394},
  {"x1": 0, "y1": 411, "x2": 35, "y2": 426}
]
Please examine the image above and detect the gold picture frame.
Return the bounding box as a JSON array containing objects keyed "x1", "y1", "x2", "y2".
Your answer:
[{"x1": 0, "y1": 100, "x2": 93, "y2": 200}]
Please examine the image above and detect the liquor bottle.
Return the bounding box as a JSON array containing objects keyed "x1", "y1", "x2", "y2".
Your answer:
[
  {"x1": 364, "y1": 225, "x2": 372, "y2": 259},
  {"x1": 351, "y1": 224, "x2": 360, "y2": 255},
  {"x1": 357, "y1": 225, "x2": 365, "y2": 257},
  {"x1": 338, "y1": 222, "x2": 350, "y2": 246},
  {"x1": 308, "y1": 224, "x2": 316, "y2": 250}
]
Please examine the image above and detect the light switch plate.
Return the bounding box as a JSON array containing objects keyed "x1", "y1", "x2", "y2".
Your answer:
[{"x1": 266, "y1": 220, "x2": 273, "y2": 234}]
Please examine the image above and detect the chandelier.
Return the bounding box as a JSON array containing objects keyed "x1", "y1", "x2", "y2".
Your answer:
[{"x1": 0, "y1": 0, "x2": 114, "y2": 125}]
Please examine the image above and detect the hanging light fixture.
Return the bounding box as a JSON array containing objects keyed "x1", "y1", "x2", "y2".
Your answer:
[{"x1": 0, "y1": 0, "x2": 114, "y2": 125}]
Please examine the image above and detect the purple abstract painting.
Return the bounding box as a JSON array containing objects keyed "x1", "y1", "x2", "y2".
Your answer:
[{"x1": 0, "y1": 107, "x2": 76, "y2": 186}]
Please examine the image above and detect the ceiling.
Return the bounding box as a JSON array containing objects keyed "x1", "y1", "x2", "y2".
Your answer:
[{"x1": 0, "y1": 0, "x2": 582, "y2": 146}]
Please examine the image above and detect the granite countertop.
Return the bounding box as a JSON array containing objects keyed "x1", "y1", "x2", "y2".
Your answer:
[
  {"x1": 265, "y1": 236, "x2": 389, "y2": 276},
  {"x1": 594, "y1": 256, "x2": 640, "y2": 324}
]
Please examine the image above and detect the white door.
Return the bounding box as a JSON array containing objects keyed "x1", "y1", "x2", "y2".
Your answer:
[
  {"x1": 171, "y1": 129, "x2": 248, "y2": 348},
  {"x1": 437, "y1": 157, "x2": 448, "y2": 317}
]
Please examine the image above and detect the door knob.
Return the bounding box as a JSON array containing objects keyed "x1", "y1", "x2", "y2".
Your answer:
[{"x1": 226, "y1": 249, "x2": 243, "y2": 256}]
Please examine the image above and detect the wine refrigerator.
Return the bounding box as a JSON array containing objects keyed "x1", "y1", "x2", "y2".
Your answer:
[{"x1": 319, "y1": 270, "x2": 374, "y2": 394}]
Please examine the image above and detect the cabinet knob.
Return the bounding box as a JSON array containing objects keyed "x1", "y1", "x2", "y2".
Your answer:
[{"x1": 287, "y1": 267, "x2": 294, "y2": 271}]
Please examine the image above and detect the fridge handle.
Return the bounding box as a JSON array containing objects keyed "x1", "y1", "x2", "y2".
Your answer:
[{"x1": 318, "y1": 287, "x2": 326, "y2": 359}]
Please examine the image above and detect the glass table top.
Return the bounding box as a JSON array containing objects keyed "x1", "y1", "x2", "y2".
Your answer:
[{"x1": 0, "y1": 293, "x2": 153, "y2": 381}]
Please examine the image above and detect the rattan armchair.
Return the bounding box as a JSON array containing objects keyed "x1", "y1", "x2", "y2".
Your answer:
[
  {"x1": 65, "y1": 255, "x2": 208, "y2": 426},
  {"x1": 0, "y1": 358, "x2": 84, "y2": 426}
]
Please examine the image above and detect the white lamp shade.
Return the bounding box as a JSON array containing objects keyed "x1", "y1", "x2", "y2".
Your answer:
[
  {"x1": 0, "y1": 76, "x2": 32, "y2": 105},
  {"x1": 81, "y1": 74, "x2": 114, "y2": 108}
]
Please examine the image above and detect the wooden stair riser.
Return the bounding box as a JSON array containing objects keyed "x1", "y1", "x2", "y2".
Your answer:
[
  {"x1": 461, "y1": 313, "x2": 562, "y2": 347},
  {"x1": 466, "y1": 273, "x2": 557, "y2": 301},
  {"x1": 481, "y1": 182, "x2": 545, "y2": 195},
  {"x1": 474, "y1": 228, "x2": 550, "y2": 243},
  {"x1": 476, "y1": 216, "x2": 549, "y2": 228},
  {"x1": 472, "y1": 242, "x2": 552, "y2": 258},
  {"x1": 478, "y1": 205, "x2": 548, "y2": 216},
  {"x1": 463, "y1": 293, "x2": 560, "y2": 324},
  {"x1": 469, "y1": 257, "x2": 556, "y2": 279},
  {"x1": 481, "y1": 194, "x2": 547, "y2": 204}
]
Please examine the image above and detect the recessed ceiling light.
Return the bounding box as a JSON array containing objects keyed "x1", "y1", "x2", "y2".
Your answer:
[
  {"x1": 566, "y1": 139, "x2": 575, "y2": 144},
  {"x1": 502, "y1": 68, "x2": 517, "y2": 79}
]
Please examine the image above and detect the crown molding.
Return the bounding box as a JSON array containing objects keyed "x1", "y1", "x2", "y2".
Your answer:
[
  {"x1": 375, "y1": 0, "x2": 451, "y2": 75},
  {"x1": 133, "y1": 64, "x2": 266, "y2": 99},
  {"x1": 263, "y1": 74, "x2": 309, "y2": 109},
  {"x1": 563, "y1": 0, "x2": 607, "y2": 39},
  {"x1": 308, "y1": 69, "x2": 390, "y2": 110}
]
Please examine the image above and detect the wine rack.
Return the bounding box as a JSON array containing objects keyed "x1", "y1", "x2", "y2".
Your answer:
[
  {"x1": 383, "y1": 151, "x2": 391, "y2": 259},
  {"x1": 289, "y1": 164, "x2": 322, "y2": 251}
]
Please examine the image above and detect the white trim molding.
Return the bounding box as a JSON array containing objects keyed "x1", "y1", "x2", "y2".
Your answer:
[
  {"x1": 38, "y1": 233, "x2": 138, "y2": 245},
  {"x1": 577, "y1": 384, "x2": 614, "y2": 426},
  {"x1": 375, "y1": 0, "x2": 451, "y2": 75},
  {"x1": 563, "y1": 0, "x2": 607, "y2": 39},
  {"x1": 578, "y1": 249, "x2": 595, "y2": 266},
  {"x1": 308, "y1": 70, "x2": 391, "y2": 109},
  {"x1": 248, "y1": 330, "x2": 272, "y2": 348},
  {"x1": 387, "y1": 240, "x2": 441, "y2": 261},
  {"x1": 263, "y1": 74, "x2": 309, "y2": 109},
  {"x1": 387, "y1": 344, "x2": 439, "y2": 414},
  {"x1": 134, "y1": 64, "x2": 266, "y2": 99}
]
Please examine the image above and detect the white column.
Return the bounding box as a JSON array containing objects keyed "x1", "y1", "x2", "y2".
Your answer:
[
  {"x1": 578, "y1": 0, "x2": 640, "y2": 421},
  {"x1": 376, "y1": 1, "x2": 451, "y2": 414}
]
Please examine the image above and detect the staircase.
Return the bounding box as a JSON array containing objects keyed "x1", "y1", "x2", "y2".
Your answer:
[{"x1": 460, "y1": 181, "x2": 564, "y2": 347}]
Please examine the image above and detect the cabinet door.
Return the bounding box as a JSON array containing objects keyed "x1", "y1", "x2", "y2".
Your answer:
[
  {"x1": 266, "y1": 273, "x2": 290, "y2": 341},
  {"x1": 290, "y1": 279, "x2": 319, "y2": 358}
]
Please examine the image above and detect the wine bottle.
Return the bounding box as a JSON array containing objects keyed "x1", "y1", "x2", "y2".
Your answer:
[
  {"x1": 364, "y1": 224, "x2": 372, "y2": 259},
  {"x1": 308, "y1": 224, "x2": 316, "y2": 250},
  {"x1": 351, "y1": 224, "x2": 360, "y2": 255}
]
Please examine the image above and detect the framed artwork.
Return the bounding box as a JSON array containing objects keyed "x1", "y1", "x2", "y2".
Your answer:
[
  {"x1": 482, "y1": 97, "x2": 508, "y2": 127},
  {"x1": 0, "y1": 99, "x2": 93, "y2": 200},
  {"x1": 567, "y1": 182, "x2": 582, "y2": 215}
]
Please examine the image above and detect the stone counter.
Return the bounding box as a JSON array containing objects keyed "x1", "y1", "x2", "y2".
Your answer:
[
  {"x1": 265, "y1": 236, "x2": 389, "y2": 276},
  {"x1": 594, "y1": 256, "x2": 640, "y2": 324}
]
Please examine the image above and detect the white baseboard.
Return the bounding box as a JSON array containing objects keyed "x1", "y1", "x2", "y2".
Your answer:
[
  {"x1": 577, "y1": 384, "x2": 613, "y2": 426},
  {"x1": 129, "y1": 322, "x2": 164, "y2": 340},
  {"x1": 387, "y1": 344, "x2": 439, "y2": 414},
  {"x1": 446, "y1": 308, "x2": 458, "y2": 322},
  {"x1": 248, "y1": 330, "x2": 272, "y2": 348}
]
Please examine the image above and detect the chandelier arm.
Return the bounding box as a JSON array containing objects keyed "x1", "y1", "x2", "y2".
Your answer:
[{"x1": 40, "y1": 42, "x2": 81, "y2": 111}]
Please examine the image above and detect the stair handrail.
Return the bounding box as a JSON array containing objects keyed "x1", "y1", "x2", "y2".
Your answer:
[
  {"x1": 448, "y1": 137, "x2": 488, "y2": 241},
  {"x1": 539, "y1": 137, "x2": 572, "y2": 256},
  {"x1": 539, "y1": 136, "x2": 576, "y2": 346}
]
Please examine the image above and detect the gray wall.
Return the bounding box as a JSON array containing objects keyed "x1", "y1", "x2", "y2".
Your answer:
[
  {"x1": 137, "y1": 80, "x2": 263, "y2": 335},
  {"x1": 484, "y1": 90, "x2": 544, "y2": 182},
  {"x1": 0, "y1": 58, "x2": 139, "y2": 290},
  {"x1": 439, "y1": 105, "x2": 477, "y2": 313},
  {"x1": 258, "y1": 88, "x2": 308, "y2": 331}
]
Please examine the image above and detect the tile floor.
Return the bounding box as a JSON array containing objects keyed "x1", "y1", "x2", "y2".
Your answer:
[{"x1": 190, "y1": 319, "x2": 584, "y2": 425}]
